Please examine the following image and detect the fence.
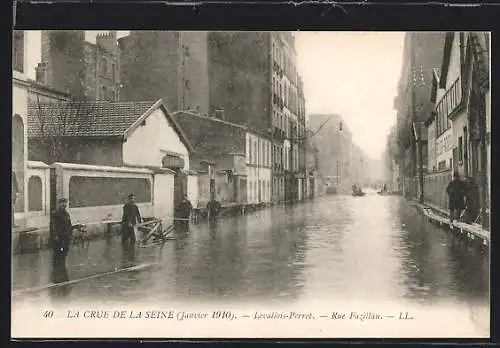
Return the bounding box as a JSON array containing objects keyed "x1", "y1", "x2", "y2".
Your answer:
[{"x1": 423, "y1": 170, "x2": 452, "y2": 212}]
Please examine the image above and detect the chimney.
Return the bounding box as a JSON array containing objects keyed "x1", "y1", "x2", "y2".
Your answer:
[{"x1": 96, "y1": 31, "x2": 118, "y2": 53}]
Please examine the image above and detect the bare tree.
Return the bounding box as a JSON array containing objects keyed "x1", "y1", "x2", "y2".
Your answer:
[{"x1": 30, "y1": 94, "x2": 97, "y2": 164}]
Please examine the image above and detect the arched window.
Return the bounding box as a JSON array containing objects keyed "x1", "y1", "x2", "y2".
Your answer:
[{"x1": 28, "y1": 176, "x2": 43, "y2": 212}]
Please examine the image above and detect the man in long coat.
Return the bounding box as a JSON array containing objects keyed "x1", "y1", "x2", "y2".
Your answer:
[
  {"x1": 463, "y1": 176, "x2": 480, "y2": 224},
  {"x1": 446, "y1": 171, "x2": 466, "y2": 223},
  {"x1": 50, "y1": 198, "x2": 72, "y2": 266},
  {"x1": 121, "y1": 193, "x2": 142, "y2": 246}
]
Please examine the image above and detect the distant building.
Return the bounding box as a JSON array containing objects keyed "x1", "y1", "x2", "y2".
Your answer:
[
  {"x1": 172, "y1": 111, "x2": 272, "y2": 207},
  {"x1": 307, "y1": 114, "x2": 367, "y2": 194},
  {"x1": 35, "y1": 30, "x2": 121, "y2": 101}
]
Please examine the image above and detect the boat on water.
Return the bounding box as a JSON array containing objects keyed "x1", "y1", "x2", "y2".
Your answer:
[{"x1": 351, "y1": 184, "x2": 365, "y2": 197}]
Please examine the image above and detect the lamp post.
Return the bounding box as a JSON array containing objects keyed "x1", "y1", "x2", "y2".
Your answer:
[{"x1": 413, "y1": 120, "x2": 425, "y2": 204}]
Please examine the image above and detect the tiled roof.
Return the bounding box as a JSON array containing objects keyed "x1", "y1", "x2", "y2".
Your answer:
[
  {"x1": 172, "y1": 111, "x2": 246, "y2": 157},
  {"x1": 28, "y1": 100, "x2": 156, "y2": 138}
]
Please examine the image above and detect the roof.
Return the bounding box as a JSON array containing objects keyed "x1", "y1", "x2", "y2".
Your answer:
[
  {"x1": 27, "y1": 99, "x2": 193, "y2": 153},
  {"x1": 172, "y1": 111, "x2": 246, "y2": 157},
  {"x1": 28, "y1": 100, "x2": 156, "y2": 138}
]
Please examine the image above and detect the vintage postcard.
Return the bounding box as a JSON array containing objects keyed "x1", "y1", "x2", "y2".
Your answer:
[{"x1": 11, "y1": 30, "x2": 490, "y2": 338}]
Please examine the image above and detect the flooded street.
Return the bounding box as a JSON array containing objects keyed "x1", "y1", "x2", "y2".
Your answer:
[{"x1": 13, "y1": 193, "x2": 489, "y2": 312}]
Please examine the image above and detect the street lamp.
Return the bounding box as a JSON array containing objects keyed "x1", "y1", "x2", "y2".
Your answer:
[{"x1": 413, "y1": 120, "x2": 425, "y2": 204}]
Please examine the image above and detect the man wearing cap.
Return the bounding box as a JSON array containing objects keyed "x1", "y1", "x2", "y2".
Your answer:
[
  {"x1": 121, "y1": 193, "x2": 142, "y2": 246},
  {"x1": 446, "y1": 171, "x2": 466, "y2": 223},
  {"x1": 50, "y1": 198, "x2": 73, "y2": 265}
]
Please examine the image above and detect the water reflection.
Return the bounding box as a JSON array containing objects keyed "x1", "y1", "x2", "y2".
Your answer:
[
  {"x1": 12, "y1": 195, "x2": 489, "y2": 311},
  {"x1": 49, "y1": 261, "x2": 71, "y2": 301}
]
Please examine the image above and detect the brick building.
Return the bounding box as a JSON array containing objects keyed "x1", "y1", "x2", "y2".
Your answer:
[
  {"x1": 119, "y1": 31, "x2": 210, "y2": 117},
  {"x1": 35, "y1": 30, "x2": 121, "y2": 101}
]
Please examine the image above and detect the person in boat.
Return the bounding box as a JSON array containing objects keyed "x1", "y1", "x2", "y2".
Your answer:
[
  {"x1": 121, "y1": 193, "x2": 142, "y2": 246},
  {"x1": 352, "y1": 184, "x2": 358, "y2": 194},
  {"x1": 463, "y1": 176, "x2": 480, "y2": 224},
  {"x1": 446, "y1": 171, "x2": 466, "y2": 223}
]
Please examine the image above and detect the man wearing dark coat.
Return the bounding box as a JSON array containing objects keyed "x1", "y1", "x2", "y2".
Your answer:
[
  {"x1": 207, "y1": 198, "x2": 222, "y2": 222},
  {"x1": 463, "y1": 176, "x2": 480, "y2": 224},
  {"x1": 121, "y1": 193, "x2": 142, "y2": 246},
  {"x1": 446, "y1": 171, "x2": 466, "y2": 223},
  {"x1": 50, "y1": 198, "x2": 72, "y2": 266},
  {"x1": 175, "y1": 195, "x2": 192, "y2": 232}
]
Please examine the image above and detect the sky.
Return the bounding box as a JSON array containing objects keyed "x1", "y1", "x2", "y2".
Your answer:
[
  {"x1": 296, "y1": 32, "x2": 405, "y2": 160},
  {"x1": 24, "y1": 31, "x2": 404, "y2": 160}
]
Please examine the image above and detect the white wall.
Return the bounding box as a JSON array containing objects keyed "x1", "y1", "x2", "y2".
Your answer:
[
  {"x1": 246, "y1": 132, "x2": 272, "y2": 204},
  {"x1": 52, "y1": 163, "x2": 154, "y2": 225},
  {"x1": 446, "y1": 34, "x2": 462, "y2": 88},
  {"x1": 187, "y1": 174, "x2": 198, "y2": 207},
  {"x1": 25, "y1": 161, "x2": 51, "y2": 229},
  {"x1": 153, "y1": 172, "x2": 174, "y2": 226},
  {"x1": 436, "y1": 129, "x2": 453, "y2": 169},
  {"x1": 123, "y1": 108, "x2": 190, "y2": 171},
  {"x1": 13, "y1": 76, "x2": 29, "y2": 224}
]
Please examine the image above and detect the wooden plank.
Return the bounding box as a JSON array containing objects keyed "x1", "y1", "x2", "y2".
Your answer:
[{"x1": 12, "y1": 263, "x2": 156, "y2": 297}]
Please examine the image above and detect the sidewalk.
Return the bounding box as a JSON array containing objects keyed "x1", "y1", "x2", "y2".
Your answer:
[{"x1": 411, "y1": 200, "x2": 490, "y2": 247}]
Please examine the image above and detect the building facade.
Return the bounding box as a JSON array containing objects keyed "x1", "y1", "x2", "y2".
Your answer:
[
  {"x1": 118, "y1": 31, "x2": 306, "y2": 204},
  {"x1": 119, "y1": 31, "x2": 210, "y2": 117},
  {"x1": 307, "y1": 114, "x2": 368, "y2": 194},
  {"x1": 36, "y1": 30, "x2": 121, "y2": 101},
  {"x1": 393, "y1": 32, "x2": 446, "y2": 197}
]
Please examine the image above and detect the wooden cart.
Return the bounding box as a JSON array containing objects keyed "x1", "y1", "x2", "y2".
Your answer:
[{"x1": 136, "y1": 218, "x2": 175, "y2": 247}]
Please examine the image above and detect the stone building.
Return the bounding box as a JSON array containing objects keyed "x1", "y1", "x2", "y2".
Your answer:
[
  {"x1": 392, "y1": 32, "x2": 446, "y2": 198},
  {"x1": 424, "y1": 32, "x2": 490, "y2": 227},
  {"x1": 118, "y1": 31, "x2": 306, "y2": 204},
  {"x1": 119, "y1": 31, "x2": 210, "y2": 117},
  {"x1": 35, "y1": 30, "x2": 121, "y2": 101}
]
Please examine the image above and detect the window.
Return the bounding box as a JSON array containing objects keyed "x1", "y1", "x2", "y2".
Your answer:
[
  {"x1": 101, "y1": 57, "x2": 108, "y2": 76},
  {"x1": 13, "y1": 31, "x2": 24, "y2": 73},
  {"x1": 253, "y1": 141, "x2": 257, "y2": 164},
  {"x1": 458, "y1": 136, "x2": 463, "y2": 163},
  {"x1": 249, "y1": 139, "x2": 253, "y2": 163},
  {"x1": 28, "y1": 176, "x2": 43, "y2": 212}
]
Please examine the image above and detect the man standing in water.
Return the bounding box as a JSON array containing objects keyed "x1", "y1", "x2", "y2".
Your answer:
[
  {"x1": 121, "y1": 193, "x2": 142, "y2": 246},
  {"x1": 446, "y1": 171, "x2": 466, "y2": 223},
  {"x1": 175, "y1": 195, "x2": 193, "y2": 231},
  {"x1": 50, "y1": 198, "x2": 72, "y2": 266}
]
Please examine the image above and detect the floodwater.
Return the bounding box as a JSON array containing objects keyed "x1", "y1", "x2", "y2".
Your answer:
[{"x1": 12, "y1": 192, "x2": 490, "y2": 336}]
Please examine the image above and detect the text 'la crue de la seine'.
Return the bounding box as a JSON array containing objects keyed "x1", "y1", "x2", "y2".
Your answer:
[{"x1": 62, "y1": 310, "x2": 414, "y2": 322}]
